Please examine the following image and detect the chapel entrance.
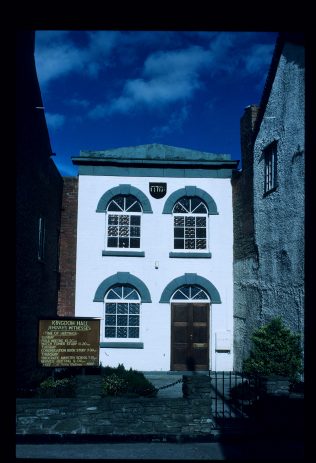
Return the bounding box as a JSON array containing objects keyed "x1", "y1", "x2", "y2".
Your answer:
[{"x1": 171, "y1": 302, "x2": 210, "y2": 371}]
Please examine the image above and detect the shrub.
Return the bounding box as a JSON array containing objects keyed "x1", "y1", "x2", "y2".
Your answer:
[
  {"x1": 101, "y1": 364, "x2": 157, "y2": 397},
  {"x1": 102, "y1": 373, "x2": 128, "y2": 396},
  {"x1": 243, "y1": 317, "x2": 303, "y2": 382},
  {"x1": 16, "y1": 368, "x2": 52, "y2": 397},
  {"x1": 37, "y1": 376, "x2": 76, "y2": 398},
  {"x1": 230, "y1": 380, "x2": 259, "y2": 402}
]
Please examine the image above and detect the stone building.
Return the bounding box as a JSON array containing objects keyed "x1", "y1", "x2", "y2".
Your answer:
[
  {"x1": 232, "y1": 33, "x2": 305, "y2": 370},
  {"x1": 69, "y1": 145, "x2": 238, "y2": 371},
  {"x1": 16, "y1": 31, "x2": 63, "y2": 387}
]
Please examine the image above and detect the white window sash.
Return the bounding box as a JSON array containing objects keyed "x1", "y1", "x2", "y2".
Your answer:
[
  {"x1": 103, "y1": 298, "x2": 141, "y2": 342},
  {"x1": 172, "y1": 212, "x2": 209, "y2": 253},
  {"x1": 105, "y1": 210, "x2": 142, "y2": 251}
]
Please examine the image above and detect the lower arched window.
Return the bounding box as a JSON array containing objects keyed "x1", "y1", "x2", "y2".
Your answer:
[{"x1": 104, "y1": 285, "x2": 141, "y2": 339}]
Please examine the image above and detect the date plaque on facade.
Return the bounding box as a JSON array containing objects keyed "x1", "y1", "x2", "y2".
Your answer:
[
  {"x1": 149, "y1": 182, "x2": 167, "y2": 199},
  {"x1": 38, "y1": 318, "x2": 100, "y2": 367}
]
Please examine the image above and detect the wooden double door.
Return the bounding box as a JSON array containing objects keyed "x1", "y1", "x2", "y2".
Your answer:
[{"x1": 171, "y1": 303, "x2": 210, "y2": 371}]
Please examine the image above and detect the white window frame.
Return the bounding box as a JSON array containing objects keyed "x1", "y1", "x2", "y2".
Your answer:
[
  {"x1": 171, "y1": 285, "x2": 210, "y2": 302},
  {"x1": 103, "y1": 286, "x2": 141, "y2": 342},
  {"x1": 105, "y1": 196, "x2": 142, "y2": 251},
  {"x1": 172, "y1": 197, "x2": 209, "y2": 253}
]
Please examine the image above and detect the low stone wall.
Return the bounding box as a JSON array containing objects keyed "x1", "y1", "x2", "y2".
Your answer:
[
  {"x1": 16, "y1": 375, "x2": 215, "y2": 440},
  {"x1": 182, "y1": 374, "x2": 212, "y2": 398},
  {"x1": 16, "y1": 397, "x2": 214, "y2": 438}
]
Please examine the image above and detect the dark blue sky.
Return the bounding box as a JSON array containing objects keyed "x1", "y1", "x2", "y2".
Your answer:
[{"x1": 35, "y1": 30, "x2": 278, "y2": 176}]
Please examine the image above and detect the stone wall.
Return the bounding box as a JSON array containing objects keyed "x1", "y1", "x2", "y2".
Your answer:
[
  {"x1": 232, "y1": 36, "x2": 305, "y2": 371},
  {"x1": 16, "y1": 375, "x2": 214, "y2": 440},
  {"x1": 16, "y1": 396, "x2": 214, "y2": 439}
]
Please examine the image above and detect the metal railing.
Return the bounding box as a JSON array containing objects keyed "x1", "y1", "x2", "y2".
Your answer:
[{"x1": 210, "y1": 371, "x2": 261, "y2": 424}]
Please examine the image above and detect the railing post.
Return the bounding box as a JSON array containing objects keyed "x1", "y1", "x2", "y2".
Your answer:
[
  {"x1": 229, "y1": 371, "x2": 232, "y2": 418},
  {"x1": 222, "y1": 371, "x2": 224, "y2": 418},
  {"x1": 215, "y1": 371, "x2": 217, "y2": 417}
]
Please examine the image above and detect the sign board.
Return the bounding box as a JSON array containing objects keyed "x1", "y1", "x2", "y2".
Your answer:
[
  {"x1": 215, "y1": 331, "x2": 231, "y2": 352},
  {"x1": 38, "y1": 318, "x2": 100, "y2": 367},
  {"x1": 149, "y1": 182, "x2": 167, "y2": 199}
]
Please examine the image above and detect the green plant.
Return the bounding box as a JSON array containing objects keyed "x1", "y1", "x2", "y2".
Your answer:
[
  {"x1": 16, "y1": 368, "x2": 52, "y2": 397},
  {"x1": 37, "y1": 376, "x2": 76, "y2": 398},
  {"x1": 230, "y1": 380, "x2": 258, "y2": 402},
  {"x1": 101, "y1": 364, "x2": 157, "y2": 397},
  {"x1": 102, "y1": 373, "x2": 128, "y2": 396},
  {"x1": 243, "y1": 317, "x2": 303, "y2": 382}
]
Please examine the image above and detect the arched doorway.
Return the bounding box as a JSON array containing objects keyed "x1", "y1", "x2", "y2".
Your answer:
[{"x1": 170, "y1": 285, "x2": 210, "y2": 371}]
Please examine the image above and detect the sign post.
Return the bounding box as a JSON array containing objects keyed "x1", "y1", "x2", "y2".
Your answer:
[{"x1": 38, "y1": 318, "x2": 100, "y2": 367}]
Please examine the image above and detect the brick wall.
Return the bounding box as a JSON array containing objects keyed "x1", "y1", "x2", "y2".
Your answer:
[{"x1": 57, "y1": 177, "x2": 78, "y2": 317}]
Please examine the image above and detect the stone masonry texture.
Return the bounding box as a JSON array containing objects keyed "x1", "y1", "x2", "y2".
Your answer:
[
  {"x1": 16, "y1": 375, "x2": 214, "y2": 438},
  {"x1": 232, "y1": 36, "x2": 304, "y2": 371},
  {"x1": 16, "y1": 397, "x2": 214, "y2": 437}
]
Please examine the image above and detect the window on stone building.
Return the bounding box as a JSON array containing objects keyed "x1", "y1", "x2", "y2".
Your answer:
[
  {"x1": 104, "y1": 285, "x2": 141, "y2": 339},
  {"x1": 106, "y1": 195, "x2": 142, "y2": 249},
  {"x1": 264, "y1": 141, "x2": 277, "y2": 194},
  {"x1": 172, "y1": 197, "x2": 208, "y2": 251},
  {"x1": 38, "y1": 216, "x2": 45, "y2": 261}
]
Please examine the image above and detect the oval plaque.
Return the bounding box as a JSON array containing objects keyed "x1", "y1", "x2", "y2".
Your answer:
[{"x1": 149, "y1": 182, "x2": 167, "y2": 199}]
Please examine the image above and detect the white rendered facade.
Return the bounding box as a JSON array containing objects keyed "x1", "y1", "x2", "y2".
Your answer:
[{"x1": 73, "y1": 145, "x2": 237, "y2": 372}]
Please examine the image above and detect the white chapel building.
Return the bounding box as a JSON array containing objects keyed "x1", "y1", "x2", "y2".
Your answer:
[{"x1": 71, "y1": 144, "x2": 238, "y2": 372}]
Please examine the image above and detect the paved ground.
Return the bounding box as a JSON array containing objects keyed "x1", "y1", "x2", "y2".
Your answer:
[
  {"x1": 143, "y1": 371, "x2": 185, "y2": 398},
  {"x1": 15, "y1": 438, "x2": 304, "y2": 460}
]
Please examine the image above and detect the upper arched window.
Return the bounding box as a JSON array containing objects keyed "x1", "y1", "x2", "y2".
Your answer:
[
  {"x1": 172, "y1": 197, "x2": 208, "y2": 251},
  {"x1": 106, "y1": 195, "x2": 142, "y2": 249}
]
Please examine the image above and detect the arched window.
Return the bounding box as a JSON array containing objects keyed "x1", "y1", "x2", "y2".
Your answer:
[
  {"x1": 106, "y1": 195, "x2": 142, "y2": 249},
  {"x1": 104, "y1": 284, "x2": 141, "y2": 339},
  {"x1": 171, "y1": 285, "x2": 210, "y2": 302},
  {"x1": 172, "y1": 197, "x2": 208, "y2": 251}
]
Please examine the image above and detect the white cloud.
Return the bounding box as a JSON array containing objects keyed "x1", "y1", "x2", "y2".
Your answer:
[
  {"x1": 66, "y1": 98, "x2": 90, "y2": 108},
  {"x1": 35, "y1": 30, "x2": 70, "y2": 45},
  {"x1": 87, "y1": 30, "x2": 122, "y2": 56},
  {"x1": 35, "y1": 30, "x2": 121, "y2": 88},
  {"x1": 35, "y1": 41, "x2": 87, "y2": 86},
  {"x1": 91, "y1": 46, "x2": 212, "y2": 117},
  {"x1": 143, "y1": 46, "x2": 210, "y2": 77},
  {"x1": 152, "y1": 105, "x2": 189, "y2": 138},
  {"x1": 243, "y1": 44, "x2": 275, "y2": 74},
  {"x1": 90, "y1": 36, "x2": 274, "y2": 118},
  {"x1": 87, "y1": 103, "x2": 110, "y2": 119},
  {"x1": 37, "y1": 30, "x2": 276, "y2": 121},
  {"x1": 45, "y1": 112, "x2": 66, "y2": 129}
]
